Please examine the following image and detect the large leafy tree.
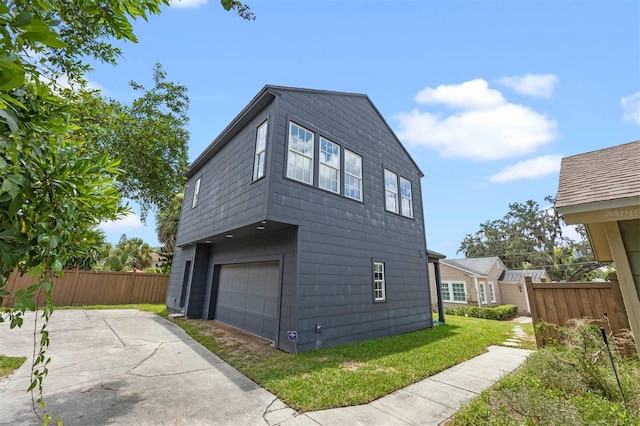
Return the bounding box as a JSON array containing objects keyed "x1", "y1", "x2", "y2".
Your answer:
[
  {"x1": 0, "y1": 0, "x2": 252, "y2": 421},
  {"x1": 67, "y1": 64, "x2": 190, "y2": 221},
  {"x1": 458, "y1": 196, "x2": 605, "y2": 281},
  {"x1": 105, "y1": 235, "x2": 153, "y2": 271}
]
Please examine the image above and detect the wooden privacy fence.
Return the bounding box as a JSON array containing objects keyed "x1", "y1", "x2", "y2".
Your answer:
[
  {"x1": 525, "y1": 273, "x2": 631, "y2": 350},
  {"x1": 2, "y1": 269, "x2": 169, "y2": 307}
]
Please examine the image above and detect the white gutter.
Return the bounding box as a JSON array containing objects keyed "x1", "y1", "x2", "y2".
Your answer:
[{"x1": 473, "y1": 276, "x2": 481, "y2": 307}]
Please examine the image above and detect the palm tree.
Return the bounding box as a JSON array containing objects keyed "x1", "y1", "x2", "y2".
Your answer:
[{"x1": 156, "y1": 193, "x2": 183, "y2": 255}]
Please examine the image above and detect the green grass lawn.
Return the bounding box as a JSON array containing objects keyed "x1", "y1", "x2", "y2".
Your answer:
[{"x1": 0, "y1": 355, "x2": 26, "y2": 377}]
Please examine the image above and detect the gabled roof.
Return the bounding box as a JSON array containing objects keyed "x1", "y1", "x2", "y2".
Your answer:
[
  {"x1": 500, "y1": 269, "x2": 547, "y2": 282},
  {"x1": 556, "y1": 140, "x2": 640, "y2": 213},
  {"x1": 441, "y1": 257, "x2": 504, "y2": 276},
  {"x1": 186, "y1": 85, "x2": 424, "y2": 178}
]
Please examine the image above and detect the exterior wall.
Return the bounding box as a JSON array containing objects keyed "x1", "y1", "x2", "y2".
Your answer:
[
  {"x1": 438, "y1": 264, "x2": 475, "y2": 308},
  {"x1": 166, "y1": 245, "x2": 196, "y2": 311},
  {"x1": 176, "y1": 104, "x2": 274, "y2": 246},
  {"x1": 266, "y1": 90, "x2": 430, "y2": 351},
  {"x1": 499, "y1": 282, "x2": 530, "y2": 314},
  {"x1": 479, "y1": 260, "x2": 505, "y2": 307}
]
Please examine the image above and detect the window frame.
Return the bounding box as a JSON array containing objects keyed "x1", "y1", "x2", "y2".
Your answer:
[
  {"x1": 488, "y1": 281, "x2": 496, "y2": 303},
  {"x1": 442, "y1": 281, "x2": 467, "y2": 303},
  {"x1": 344, "y1": 149, "x2": 363, "y2": 201},
  {"x1": 400, "y1": 176, "x2": 414, "y2": 218},
  {"x1": 479, "y1": 281, "x2": 487, "y2": 304},
  {"x1": 318, "y1": 136, "x2": 340, "y2": 194},
  {"x1": 373, "y1": 261, "x2": 386, "y2": 302},
  {"x1": 252, "y1": 120, "x2": 268, "y2": 181},
  {"x1": 286, "y1": 121, "x2": 315, "y2": 185},
  {"x1": 191, "y1": 177, "x2": 201, "y2": 209},
  {"x1": 384, "y1": 169, "x2": 399, "y2": 214}
]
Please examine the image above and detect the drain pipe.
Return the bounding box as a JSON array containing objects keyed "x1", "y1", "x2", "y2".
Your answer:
[{"x1": 473, "y1": 276, "x2": 481, "y2": 307}]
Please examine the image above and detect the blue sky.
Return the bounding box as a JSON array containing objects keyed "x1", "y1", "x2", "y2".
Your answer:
[{"x1": 96, "y1": 0, "x2": 640, "y2": 258}]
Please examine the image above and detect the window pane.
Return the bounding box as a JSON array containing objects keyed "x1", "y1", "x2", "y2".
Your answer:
[
  {"x1": 319, "y1": 137, "x2": 340, "y2": 193},
  {"x1": 400, "y1": 177, "x2": 413, "y2": 218},
  {"x1": 384, "y1": 169, "x2": 398, "y2": 213},
  {"x1": 191, "y1": 177, "x2": 201, "y2": 208},
  {"x1": 253, "y1": 121, "x2": 268, "y2": 181},
  {"x1": 287, "y1": 122, "x2": 314, "y2": 184},
  {"x1": 373, "y1": 262, "x2": 386, "y2": 301},
  {"x1": 344, "y1": 150, "x2": 362, "y2": 201},
  {"x1": 452, "y1": 283, "x2": 466, "y2": 302},
  {"x1": 442, "y1": 283, "x2": 451, "y2": 301}
]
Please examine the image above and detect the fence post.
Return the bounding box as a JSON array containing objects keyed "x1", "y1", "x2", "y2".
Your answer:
[
  {"x1": 525, "y1": 276, "x2": 542, "y2": 348},
  {"x1": 128, "y1": 270, "x2": 136, "y2": 304}
]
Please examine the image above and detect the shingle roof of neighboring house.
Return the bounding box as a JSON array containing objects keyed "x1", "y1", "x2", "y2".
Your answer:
[
  {"x1": 500, "y1": 269, "x2": 547, "y2": 282},
  {"x1": 556, "y1": 140, "x2": 640, "y2": 209},
  {"x1": 442, "y1": 257, "x2": 502, "y2": 276}
]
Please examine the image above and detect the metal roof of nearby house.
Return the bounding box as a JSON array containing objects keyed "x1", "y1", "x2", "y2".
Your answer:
[
  {"x1": 500, "y1": 269, "x2": 547, "y2": 282},
  {"x1": 442, "y1": 257, "x2": 503, "y2": 276},
  {"x1": 556, "y1": 140, "x2": 640, "y2": 210}
]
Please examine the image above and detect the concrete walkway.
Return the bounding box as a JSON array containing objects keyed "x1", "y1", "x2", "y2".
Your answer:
[{"x1": 0, "y1": 310, "x2": 532, "y2": 425}]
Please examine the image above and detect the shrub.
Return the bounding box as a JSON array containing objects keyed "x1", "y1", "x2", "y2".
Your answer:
[{"x1": 446, "y1": 304, "x2": 518, "y2": 321}]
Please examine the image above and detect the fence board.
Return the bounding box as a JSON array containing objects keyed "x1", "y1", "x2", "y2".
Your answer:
[
  {"x1": 525, "y1": 274, "x2": 631, "y2": 353},
  {"x1": 2, "y1": 269, "x2": 169, "y2": 307}
]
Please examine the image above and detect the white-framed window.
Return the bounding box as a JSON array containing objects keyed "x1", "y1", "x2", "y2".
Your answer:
[
  {"x1": 344, "y1": 149, "x2": 363, "y2": 201},
  {"x1": 287, "y1": 122, "x2": 314, "y2": 185},
  {"x1": 319, "y1": 137, "x2": 340, "y2": 193},
  {"x1": 252, "y1": 120, "x2": 268, "y2": 181},
  {"x1": 384, "y1": 169, "x2": 399, "y2": 213},
  {"x1": 191, "y1": 177, "x2": 201, "y2": 208},
  {"x1": 488, "y1": 282, "x2": 496, "y2": 303},
  {"x1": 373, "y1": 261, "x2": 386, "y2": 301},
  {"x1": 479, "y1": 282, "x2": 487, "y2": 304},
  {"x1": 442, "y1": 281, "x2": 467, "y2": 303},
  {"x1": 400, "y1": 177, "x2": 413, "y2": 218}
]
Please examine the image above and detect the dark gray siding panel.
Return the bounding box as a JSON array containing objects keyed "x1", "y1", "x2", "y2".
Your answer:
[
  {"x1": 166, "y1": 246, "x2": 196, "y2": 311},
  {"x1": 185, "y1": 243, "x2": 212, "y2": 318},
  {"x1": 267, "y1": 90, "x2": 430, "y2": 352},
  {"x1": 176, "y1": 104, "x2": 274, "y2": 245}
]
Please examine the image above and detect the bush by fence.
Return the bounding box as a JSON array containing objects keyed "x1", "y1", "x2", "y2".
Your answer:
[
  {"x1": 445, "y1": 304, "x2": 519, "y2": 321},
  {"x1": 2, "y1": 269, "x2": 169, "y2": 307}
]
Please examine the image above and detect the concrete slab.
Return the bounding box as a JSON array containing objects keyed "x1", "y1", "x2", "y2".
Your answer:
[
  {"x1": 305, "y1": 405, "x2": 411, "y2": 425},
  {"x1": 370, "y1": 388, "x2": 455, "y2": 425}
]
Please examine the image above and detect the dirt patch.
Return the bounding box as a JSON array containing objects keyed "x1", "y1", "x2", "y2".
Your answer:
[
  {"x1": 186, "y1": 319, "x2": 279, "y2": 357},
  {"x1": 342, "y1": 361, "x2": 365, "y2": 371}
]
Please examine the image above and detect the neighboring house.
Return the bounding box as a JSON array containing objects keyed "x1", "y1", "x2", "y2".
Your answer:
[
  {"x1": 431, "y1": 257, "x2": 506, "y2": 310},
  {"x1": 555, "y1": 140, "x2": 640, "y2": 357},
  {"x1": 428, "y1": 256, "x2": 549, "y2": 315},
  {"x1": 151, "y1": 252, "x2": 167, "y2": 269},
  {"x1": 166, "y1": 85, "x2": 431, "y2": 353},
  {"x1": 499, "y1": 269, "x2": 549, "y2": 315}
]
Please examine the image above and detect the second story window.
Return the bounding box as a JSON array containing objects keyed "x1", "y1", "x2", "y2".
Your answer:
[
  {"x1": 384, "y1": 169, "x2": 399, "y2": 213},
  {"x1": 192, "y1": 177, "x2": 201, "y2": 208},
  {"x1": 319, "y1": 137, "x2": 340, "y2": 193},
  {"x1": 400, "y1": 177, "x2": 413, "y2": 218},
  {"x1": 344, "y1": 149, "x2": 362, "y2": 201},
  {"x1": 287, "y1": 122, "x2": 314, "y2": 185},
  {"x1": 253, "y1": 120, "x2": 268, "y2": 181}
]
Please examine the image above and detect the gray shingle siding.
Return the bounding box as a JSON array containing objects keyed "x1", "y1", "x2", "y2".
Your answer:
[{"x1": 167, "y1": 86, "x2": 431, "y2": 353}]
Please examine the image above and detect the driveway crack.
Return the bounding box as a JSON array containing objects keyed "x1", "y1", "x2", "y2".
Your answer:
[{"x1": 105, "y1": 319, "x2": 126, "y2": 347}]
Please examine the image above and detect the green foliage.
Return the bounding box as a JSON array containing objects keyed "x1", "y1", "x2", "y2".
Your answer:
[
  {"x1": 156, "y1": 192, "x2": 183, "y2": 255},
  {"x1": 446, "y1": 304, "x2": 518, "y2": 321},
  {"x1": 67, "y1": 65, "x2": 190, "y2": 220},
  {"x1": 458, "y1": 196, "x2": 605, "y2": 281},
  {"x1": 103, "y1": 234, "x2": 153, "y2": 271},
  {"x1": 451, "y1": 321, "x2": 640, "y2": 425}
]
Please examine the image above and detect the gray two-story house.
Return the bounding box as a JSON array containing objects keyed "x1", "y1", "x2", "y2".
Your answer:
[{"x1": 167, "y1": 85, "x2": 432, "y2": 353}]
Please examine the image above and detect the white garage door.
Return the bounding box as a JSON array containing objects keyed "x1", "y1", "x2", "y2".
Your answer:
[{"x1": 216, "y1": 261, "x2": 280, "y2": 340}]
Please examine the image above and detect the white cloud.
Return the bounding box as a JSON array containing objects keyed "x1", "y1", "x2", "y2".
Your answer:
[
  {"x1": 395, "y1": 79, "x2": 557, "y2": 161},
  {"x1": 100, "y1": 213, "x2": 144, "y2": 231},
  {"x1": 415, "y1": 79, "x2": 505, "y2": 110},
  {"x1": 170, "y1": 0, "x2": 207, "y2": 8},
  {"x1": 489, "y1": 154, "x2": 563, "y2": 183},
  {"x1": 497, "y1": 74, "x2": 559, "y2": 98},
  {"x1": 40, "y1": 74, "x2": 104, "y2": 93},
  {"x1": 621, "y1": 92, "x2": 640, "y2": 124}
]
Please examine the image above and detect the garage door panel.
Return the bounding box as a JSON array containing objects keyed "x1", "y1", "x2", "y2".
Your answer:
[{"x1": 216, "y1": 261, "x2": 280, "y2": 340}]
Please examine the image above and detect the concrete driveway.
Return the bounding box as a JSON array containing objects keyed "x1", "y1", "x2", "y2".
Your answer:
[{"x1": 0, "y1": 309, "x2": 297, "y2": 425}]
